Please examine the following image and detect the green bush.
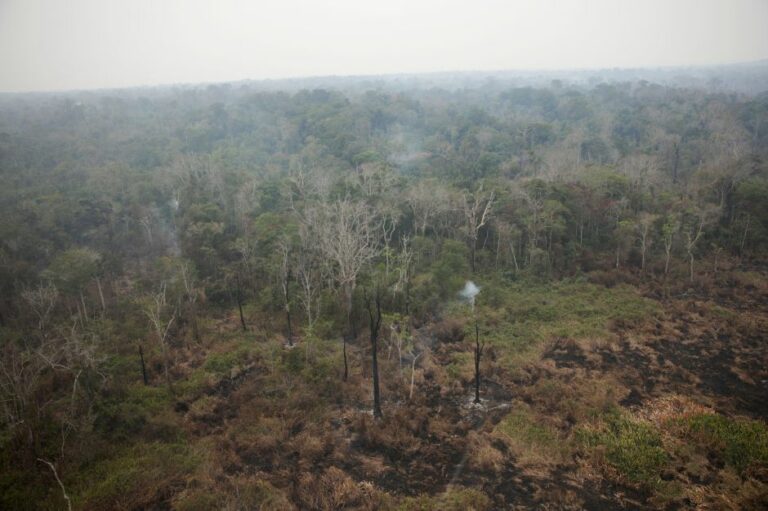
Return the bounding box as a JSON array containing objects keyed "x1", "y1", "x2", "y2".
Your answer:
[
  {"x1": 74, "y1": 442, "x2": 197, "y2": 509},
  {"x1": 496, "y1": 409, "x2": 559, "y2": 449},
  {"x1": 203, "y1": 345, "x2": 251, "y2": 375},
  {"x1": 579, "y1": 412, "x2": 668, "y2": 486},
  {"x1": 677, "y1": 413, "x2": 768, "y2": 474},
  {"x1": 474, "y1": 277, "x2": 660, "y2": 368}
]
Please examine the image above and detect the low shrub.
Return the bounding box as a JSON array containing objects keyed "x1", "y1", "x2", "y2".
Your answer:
[
  {"x1": 578, "y1": 411, "x2": 668, "y2": 486},
  {"x1": 674, "y1": 413, "x2": 768, "y2": 474}
]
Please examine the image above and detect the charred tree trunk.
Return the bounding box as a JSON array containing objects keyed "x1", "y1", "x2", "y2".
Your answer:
[
  {"x1": 366, "y1": 288, "x2": 383, "y2": 419},
  {"x1": 342, "y1": 336, "x2": 349, "y2": 382},
  {"x1": 191, "y1": 303, "x2": 200, "y2": 342},
  {"x1": 740, "y1": 214, "x2": 750, "y2": 256},
  {"x1": 161, "y1": 342, "x2": 172, "y2": 394},
  {"x1": 343, "y1": 285, "x2": 353, "y2": 382},
  {"x1": 284, "y1": 269, "x2": 293, "y2": 347},
  {"x1": 473, "y1": 318, "x2": 483, "y2": 404},
  {"x1": 138, "y1": 345, "x2": 148, "y2": 385},
  {"x1": 285, "y1": 307, "x2": 293, "y2": 347},
  {"x1": 235, "y1": 276, "x2": 247, "y2": 332}
]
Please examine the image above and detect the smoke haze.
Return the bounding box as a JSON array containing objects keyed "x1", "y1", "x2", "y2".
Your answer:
[{"x1": 1, "y1": 0, "x2": 767, "y2": 92}]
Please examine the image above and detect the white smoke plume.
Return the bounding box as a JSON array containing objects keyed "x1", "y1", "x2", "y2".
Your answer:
[{"x1": 459, "y1": 280, "x2": 480, "y2": 310}]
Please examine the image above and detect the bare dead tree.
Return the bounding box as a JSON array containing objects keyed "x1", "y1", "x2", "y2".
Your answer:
[
  {"x1": 21, "y1": 283, "x2": 59, "y2": 332},
  {"x1": 0, "y1": 341, "x2": 46, "y2": 433},
  {"x1": 662, "y1": 216, "x2": 680, "y2": 276},
  {"x1": 139, "y1": 213, "x2": 154, "y2": 247},
  {"x1": 143, "y1": 284, "x2": 176, "y2": 392},
  {"x1": 519, "y1": 188, "x2": 544, "y2": 266},
  {"x1": 296, "y1": 220, "x2": 323, "y2": 344},
  {"x1": 393, "y1": 235, "x2": 413, "y2": 314},
  {"x1": 635, "y1": 213, "x2": 658, "y2": 272},
  {"x1": 408, "y1": 351, "x2": 422, "y2": 401},
  {"x1": 462, "y1": 184, "x2": 495, "y2": 272},
  {"x1": 178, "y1": 261, "x2": 200, "y2": 342},
  {"x1": 37, "y1": 458, "x2": 72, "y2": 511},
  {"x1": 2, "y1": 319, "x2": 104, "y2": 458},
  {"x1": 683, "y1": 206, "x2": 718, "y2": 282},
  {"x1": 315, "y1": 199, "x2": 381, "y2": 381},
  {"x1": 277, "y1": 237, "x2": 294, "y2": 347},
  {"x1": 358, "y1": 162, "x2": 398, "y2": 198},
  {"x1": 387, "y1": 316, "x2": 406, "y2": 375},
  {"x1": 380, "y1": 210, "x2": 399, "y2": 279},
  {"x1": 406, "y1": 179, "x2": 449, "y2": 237}
]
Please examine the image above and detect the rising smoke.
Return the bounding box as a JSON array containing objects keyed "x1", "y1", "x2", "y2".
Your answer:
[{"x1": 459, "y1": 280, "x2": 480, "y2": 311}]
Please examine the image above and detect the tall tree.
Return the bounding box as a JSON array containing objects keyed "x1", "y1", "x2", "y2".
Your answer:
[
  {"x1": 462, "y1": 184, "x2": 495, "y2": 272},
  {"x1": 315, "y1": 199, "x2": 381, "y2": 381}
]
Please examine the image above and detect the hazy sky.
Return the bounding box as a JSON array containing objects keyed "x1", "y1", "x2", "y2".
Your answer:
[{"x1": 1, "y1": 0, "x2": 767, "y2": 92}]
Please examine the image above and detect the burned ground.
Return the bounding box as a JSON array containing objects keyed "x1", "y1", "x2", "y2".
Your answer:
[{"x1": 59, "y1": 269, "x2": 768, "y2": 510}]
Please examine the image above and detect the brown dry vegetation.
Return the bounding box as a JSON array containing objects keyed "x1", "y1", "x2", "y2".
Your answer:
[
  {"x1": 65, "y1": 263, "x2": 762, "y2": 510},
  {"x1": 7, "y1": 262, "x2": 764, "y2": 510}
]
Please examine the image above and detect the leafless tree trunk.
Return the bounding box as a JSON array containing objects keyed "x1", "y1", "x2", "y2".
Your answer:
[
  {"x1": 406, "y1": 179, "x2": 448, "y2": 237},
  {"x1": 95, "y1": 276, "x2": 106, "y2": 315},
  {"x1": 296, "y1": 221, "x2": 322, "y2": 343},
  {"x1": 278, "y1": 239, "x2": 294, "y2": 346},
  {"x1": 462, "y1": 184, "x2": 495, "y2": 273},
  {"x1": 636, "y1": 213, "x2": 657, "y2": 273},
  {"x1": 234, "y1": 275, "x2": 247, "y2": 332},
  {"x1": 138, "y1": 345, "x2": 148, "y2": 385},
  {"x1": 314, "y1": 199, "x2": 381, "y2": 381},
  {"x1": 144, "y1": 285, "x2": 176, "y2": 392},
  {"x1": 21, "y1": 283, "x2": 58, "y2": 332},
  {"x1": 393, "y1": 235, "x2": 413, "y2": 314},
  {"x1": 520, "y1": 189, "x2": 544, "y2": 266},
  {"x1": 37, "y1": 458, "x2": 72, "y2": 511},
  {"x1": 686, "y1": 219, "x2": 705, "y2": 282},
  {"x1": 473, "y1": 318, "x2": 484, "y2": 404},
  {"x1": 662, "y1": 217, "x2": 679, "y2": 276},
  {"x1": 740, "y1": 213, "x2": 751, "y2": 255},
  {"x1": 365, "y1": 287, "x2": 383, "y2": 418},
  {"x1": 179, "y1": 261, "x2": 200, "y2": 342},
  {"x1": 409, "y1": 352, "x2": 421, "y2": 401}
]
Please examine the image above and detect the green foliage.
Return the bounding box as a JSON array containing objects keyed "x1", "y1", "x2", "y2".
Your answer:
[
  {"x1": 174, "y1": 491, "x2": 222, "y2": 511},
  {"x1": 41, "y1": 247, "x2": 101, "y2": 292},
  {"x1": 430, "y1": 240, "x2": 469, "y2": 299},
  {"x1": 495, "y1": 406, "x2": 564, "y2": 461},
  {"x1": 74, "y1": 442, "x2": 197, "y2": 509},
  {"x1": 476, "y1": 277, "x2": 659, "y2": 368},
  {"x1": 578, "y1": 411, "x2": 668, "y2": 486},
  {"x1": 93, "y1": 384, "x2": 177, "y2": 441},
  {"x1": 397, "y1": 487, "x2": 492, "y2": 511},
  {"x1": 203, "y1": 345, "x2": 252, "y2": 375},
  {"x1": 675, "y1": 413, "x2": 768, "y2": 474}
]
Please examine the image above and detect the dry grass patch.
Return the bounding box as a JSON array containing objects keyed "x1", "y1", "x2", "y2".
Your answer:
[{"x1": 493, "y1": 404, "x2": 570, "y2": 465}]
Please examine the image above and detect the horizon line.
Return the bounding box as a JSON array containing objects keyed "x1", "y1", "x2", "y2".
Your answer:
[{"x1": 2, "y1": 57, "x2": 767, "y2": 96}]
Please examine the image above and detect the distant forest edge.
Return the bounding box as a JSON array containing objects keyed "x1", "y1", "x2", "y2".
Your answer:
[{"x1": 1, "y1": 66, "x2": 767, "y2": 286}]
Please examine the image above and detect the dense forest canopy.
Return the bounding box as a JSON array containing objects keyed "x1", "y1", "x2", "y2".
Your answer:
[{"x1": 1, "y1": 68, "x2": 768, "y2": 509}]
